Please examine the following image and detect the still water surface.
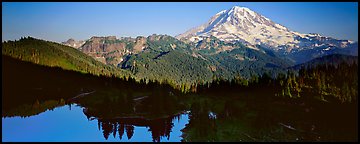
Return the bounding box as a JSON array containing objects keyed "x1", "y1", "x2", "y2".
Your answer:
[{"x1": 2, "y1": 104, "x2": 189, "y2": 142}]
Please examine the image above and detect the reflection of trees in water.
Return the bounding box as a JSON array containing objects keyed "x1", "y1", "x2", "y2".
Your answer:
[
  {"x1": 182, "y1": 92, "x2": 358, "y2": 142},
  {"x1": 101, "y1": 121, "x2": 113, "y2": 140},
  {"x1": 77, "y1": 82, "x2": 186, "y2": 142},
  {"x1": 95, "y1": 113, "x2": 182, "y2": 142},
  {"x1": 148, "y1": 117, "x2": 173, "y2": 142},
  {"x1": 125, "y1": 125, "x2": 134, "y2": 140},
  {"x1": 185, "y1": 100, "x2": 218, "y2": 141},
  {"x1": 118, "y1": 123, "x2": 125, "y2": 140},
  {"x1": 2, "y1": 99, "x2": 66, "y2": 118}
]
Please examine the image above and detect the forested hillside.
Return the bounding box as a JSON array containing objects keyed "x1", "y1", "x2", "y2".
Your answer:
[
  {"x1": 2, "y1": 37, "x2": 130, "y2": 78},
  {"x1": 2, "y1": 37, "x2": 357, "y2": 95}
]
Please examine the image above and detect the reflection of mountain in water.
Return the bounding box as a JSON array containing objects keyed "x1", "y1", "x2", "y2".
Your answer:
[{"x1": 90, "y1": 112, "x2": 183, "y2": 142}]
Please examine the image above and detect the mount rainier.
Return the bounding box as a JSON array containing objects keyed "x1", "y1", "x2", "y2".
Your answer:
[
  {"x1": 61, "y1": 5, "x2": 358, "y2": 72},
  {"x1": 176, "y1": 6, "x2": 357, "y2": 64}
]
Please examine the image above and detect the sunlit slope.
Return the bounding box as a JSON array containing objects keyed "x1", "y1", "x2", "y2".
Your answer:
[{"x1": 2, "y1": 37, "x2": 130, "y2": 77}]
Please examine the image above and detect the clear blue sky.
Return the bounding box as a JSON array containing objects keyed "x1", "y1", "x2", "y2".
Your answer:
[{"x1": 2, "y1": 2, "x2": 358, "y2": 42}]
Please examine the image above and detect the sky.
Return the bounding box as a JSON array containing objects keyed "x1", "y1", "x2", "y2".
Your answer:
[{"x1": 2, "y1": 2, "x2": 358, "y2": 42}]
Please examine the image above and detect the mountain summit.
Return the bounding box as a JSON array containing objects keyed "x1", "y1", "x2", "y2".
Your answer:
[{"x1": 176, "y1": 6, "x2": 356, "y2": 54}]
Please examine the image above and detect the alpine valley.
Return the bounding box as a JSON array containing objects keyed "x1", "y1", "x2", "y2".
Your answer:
[{"x1": 2, "y1": 5, "x2": 358, "y2": 142}]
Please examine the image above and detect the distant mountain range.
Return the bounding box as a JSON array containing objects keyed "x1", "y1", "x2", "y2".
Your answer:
[
  {"x1": 61, "y1": 33, "x2": 296, "y2": 83},
  {"x1": 290, "y1": 54, "x2": 358, "y2": 70},
  {"x1": 63, "y1": 6, "x2": 357, "y2": 66},
  {"x1": 62, "y1": 38, "x2": 85, "y2": 49}
]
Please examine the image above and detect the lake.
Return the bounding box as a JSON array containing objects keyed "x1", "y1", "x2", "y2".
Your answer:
[
  {"x1": 2, "y1": 55, "x2": 357, "y2": 142},
  {"x1": 2, "y1": 89, "x2": 358, "y2": 142},
  {"x1": 2, "y1": 104, "x2": 189, "y2": 142}
]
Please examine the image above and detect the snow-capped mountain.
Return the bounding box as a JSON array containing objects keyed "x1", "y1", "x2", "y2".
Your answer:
[{"x1": 176, "y1": 6, "x2": 356, "y2": 55}]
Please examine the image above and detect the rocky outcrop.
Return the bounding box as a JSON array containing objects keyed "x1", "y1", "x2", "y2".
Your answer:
[
  {"x1": 72, "y1": 36, "x2": 149, "y2": 66},
  {"x1": 62, "y1": 38, "x2": 85, "y2": 49},
  {"x1": 133, "y1": 37, "x2": 147, "y2": 53}
]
